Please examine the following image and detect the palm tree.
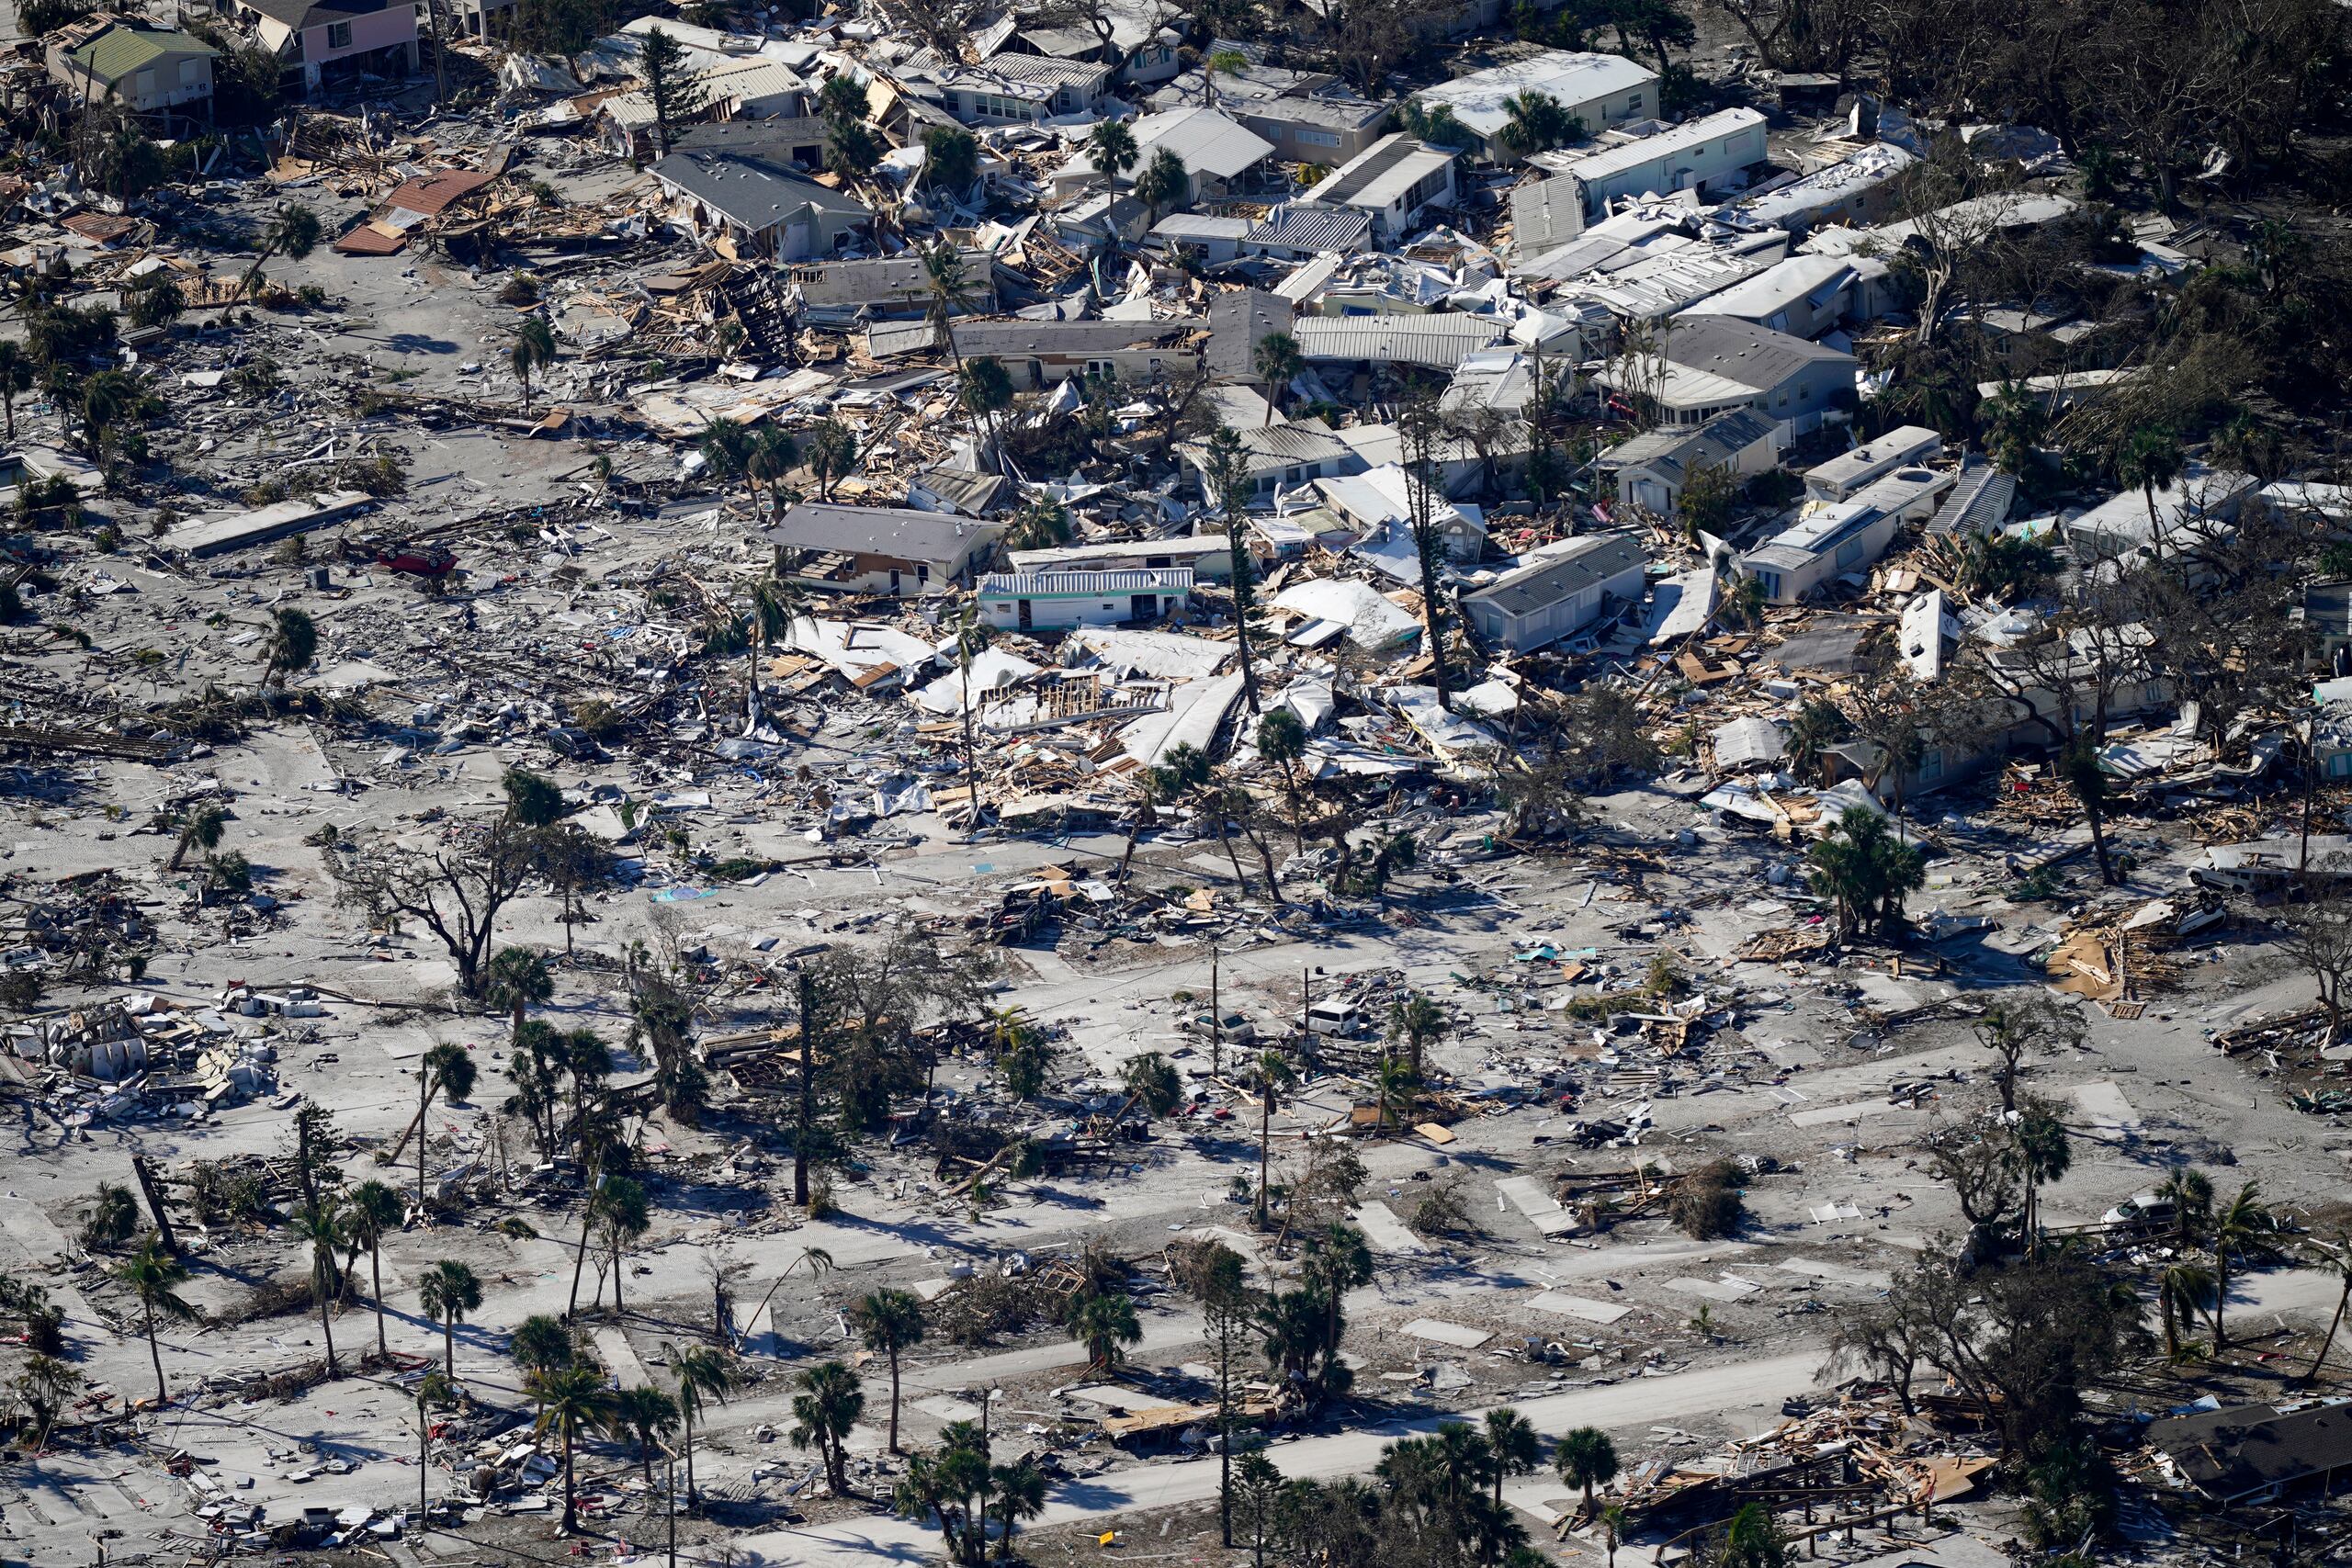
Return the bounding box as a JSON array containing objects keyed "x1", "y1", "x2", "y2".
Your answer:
[
  {"x1": 406, "y1": 1042, "x2": 478, "y2": 1208},
  {"x1": 1203, "y1": 48, "x2": 1249, "y2": 112},
  {"x1": 991, "y1": 1455, "x2": 1048, "y2": 1560},
  {"x1": 947, "y1": 601, "x2": 989, "y2": 832},
  {"x1": 804, "y1": 417, "x2": 858, "y2": 501},
  {"x1": 511, "y1": 1312, "x2": 573, "y2": 1416},
  {"x1": 1087, "y1": 116, "x2": 1140, "y2": 189},
  {"x1": 1256, "y1": 709, "x2": 1308, "y2": 852},
  {"x1": 1555, "y1": 1426, "x2": 1618, "y2": 1514},
  {"x1": 957, "y1": 355, "x2": 1014, "y2": 467},
  {"x1": 698, "y1": 416, "x2": 763, "y2": 522},
  {"x1": 289, "y1": 1201, "x2": 345, "y2": 1377},
  {"x1": 615, "y1": 1384, "x2": 682, "y2": 1481},
  {"x1": 1373, "y1": 1050, "x2": 1417, "y2": 1133},
  {"x1": 1784, "y1": 698, "x2": 1851, "y2": 783},
  {"x1": 922, "y1": 239, "x2": 978, "y2": 367},
  {"x1": 1497, "y1": 91, "x2": 1574, "y2": 156},
  {"x1": 789, "y1": 1360, "x2": 865, "y2": 1495},
  {"x1": 221, "y1": 202, "x2": 323, "y2": 319},
  {"x1": 1133, "y1": 145, "x2": 1188, "y2": 228},
  {"x1": 412, "y1": 1370, "x2": 453, "y2": 1523},
  {"x1": 854, "y1": 1287, "x2": 927, "y2": 1452},
  {"x1": 342, "y1": 1179, "x2": 403, "y2": 1356},
  {"x1": 1387, "y1": 993, "x2": 1448, "y2": 1080},
  {"x1": 2117, "y1": 426, "x2": 2185, "y2": 558},
  {"x1": 484, "y1": 946, "x2": 552, "y2": 1036},
  {"x1": 512, "y1": 315, "x2": 556, "y2": 411},
  {"x1": 262, "y1": 606, "x2": 317, "y2": 688},
  {"x1": 1251, "y1": 332, "x2": 1303, "y2": 429},
  {"x1": 2158, "y1": 1167, "x2": 2214, "y2": 1252},
  {"x1": 0, "y1": 339, "x2": 29, "y2": 440},
  {"x1": 2210, "y1": 1181, "x2": 2271, "y2": 1350},
  {"x1": 747, "y1": 424, "x2": 799, "y2": 522},
  {"x1": 671, "y1": 1343, "x2": 737, "y2": 1506},
  {"x1": 2300, "y1": 1231, "x2": 2352, "y2": 1382},
  {"x1": 418, "y1": 1259, "x2": 483, "y2": 1380},
  {"x1": 1068, "y1": 1289, "x2": 1143, "y2": 1373},
  {"x1": 532, "y1": 1364, "x2": 620, "y2": 1533},
  {"x1": 168, "y1": 804, "x2": 227, "y2": 872},
  {"x1": 2156, "y1": 1258, "x2": 2216, "y2": 1364},
  {"x1": 110, "y1": 1238, "x2": 194, "y2": 1406},
  {"x1": 594, "y1": 1175, "x2": 651, "y2": 1315},
  {"x1": 2012, "y1": 1099, "x2": 2071, "y2": 1257},
  {"x1": 1483, "y1": 1407, "x2": 1541, "y2": 1523},
  {"x1": 745, "y1": 545, "x2": 812, "y2": 733},
  {"x1": 1253, "y1": 1049, "x2": 1296, "y2": 1229}
]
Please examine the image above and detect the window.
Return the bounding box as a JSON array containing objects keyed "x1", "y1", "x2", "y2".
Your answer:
[
  {"x1": 326, "y1": 19, "x2": 352, "y2": 47},
  {"x1": 134, "y1": 70, "x2": 155, "y2": 96},
  {"x1": 180, "y1": 60, "x2": 204, "y2": 85},
  {"x1": 1625, "y1": 94, "x2": 1642, "y2": 113},
  {"x1": 1295, "y1": 127, "x2": 1340, "y2": 148},
  {"x1": 1834, "y1": 539, "x2": 1864, "y2": 570}
]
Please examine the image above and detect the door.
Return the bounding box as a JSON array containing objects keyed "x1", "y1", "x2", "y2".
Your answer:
[
  {"x1": 889, "y1": 569, "x2": 902, "y2": 594},
  {"x1": 1018, "y1": 598, "x2": 1033, "y2": 631},
  {"x1": 1130, "y1": 593, "x2": 1158, "y2": 621}
]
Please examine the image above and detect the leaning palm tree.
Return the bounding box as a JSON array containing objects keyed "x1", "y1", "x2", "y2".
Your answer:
[
  {"x1": 2209, "y1": 1181, "x2": 2271, "y2": 1351},
  {"x1": 2300, "y1": 1230, "x2": 2352, "y2": 1383},
  {"x1": 1067, "y1": 1289, "x2": 1142, "y2": 1373},
  {"x1": 110, "y1": 1238, "x2": 195, "y2": 1406},
  {"x1": 167, "y1": 804, "x2": 227, "y2": 872},
  {"x1": 2156, "y1": 1258, "x2": 2216, "y2": 1364},
  {"x1": 671, "y1": 1342, "x2": 736, "y2": 1506},
  {"x1": 220, "y1": 202, "x2": 322, "y2": 319},
  {"x1": 854, "y1": 1287, "x2": 927, "y2": 1452},
  {"x1": 922, "y1": 239, "x2": 978, "y2": 367},
  {"x1": 532, "y1": 1364, "x2": 620, "y2": 1533},
  {"x1": 697, "y1": 416, "x2": 762, "y2": 522},
  {"x1": 289, "y1": 1201, "x2": 345, "y2": 1377},
  {"x1": 418, "y1": 1259, "x2": 483, "y2": 1381},
  {"x1": 261, "y1": 606, "x2": 317, "y2": 688}
]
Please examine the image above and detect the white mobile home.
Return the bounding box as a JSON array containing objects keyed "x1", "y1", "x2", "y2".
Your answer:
[
  {"x1": 1804, "y1": 425, "x2": 1942, "y2": 501},
  {"x1": 1545, "y1": 108, "x2": 1765, "y2": 219},
  {"x1": 978, "y1": 568, "x2": 1193, "y2": 631},
  {"x1": 1462, "y1": 535, "x2": 1649, "y2": 652}
]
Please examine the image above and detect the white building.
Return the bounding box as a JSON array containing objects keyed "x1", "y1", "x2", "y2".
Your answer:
[
  {"x1": 1544, "y1": 108, "x2": 1765, "y2": 219},
  {"x1": 1740, "y1": 464, "x2": 1955, "y2": 604},
  {"x1": 1300, "y1": 134, "x2": 1458, "y2": 242},
  {"x1": 978, "y1": 567, "x2": 1193, "y2": 631},
  {"x1": 1804, "y1": 425, "x2": 1943, "y2": 501},
  {"x1": 1410, "y1": 51, "x2": 1658, "y2": 163},
  {"x1": 1461, "y1": 535, "x2": 1649, "y2": 651}
]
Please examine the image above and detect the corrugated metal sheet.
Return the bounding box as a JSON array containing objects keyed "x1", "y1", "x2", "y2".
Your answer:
[{"x1": 1295, "y1": 312, "x2": 1507, "y2": 369}]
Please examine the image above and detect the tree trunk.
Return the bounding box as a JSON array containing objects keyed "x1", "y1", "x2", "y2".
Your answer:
[
  {"x1": 569, "y1": 1190, "x2": 596, "y2": 1316},
  {"x1": 317, "y1": 1262, "x2": 338, "y2": 1375},
  {"x1": 2213, "y1": 1257, "x2": 2231, "y2": 1350},
  {"x1": 888, "y1": 1350, "x2": 903, "y2": 1453},
  {"x1": 2304, "y1": 1282, "x2": 2348, "y2": 1382},
  {"x1": 417, "y1": 1076, "x2": 431, "y2": 1209},
  {"x1": 613, "y1": 1236, "x2": 626, "y2": 1315},
  {"x1": 796, "y1": 971, "x2": 816, "y2": 1209},
  {"x1": 684, "y1": 1404, "x2": 697, "y2": 1507},
  {"x1": 146, "y1": 1307, "x2": 166, "y2": 1405},
  {"x1": 443, "y1": 1313, "x2": 455, "y2": 1379},
  {"x1": 1257, "y1": 1096, "x2": 1272, "y2": 1228},
  {"x1": 372, "y1": 1243, "x2": 388, "y2": 1356},
  {"x1": 2084, "y1": 795, "x2": 2115, "y2": 885},
  {"x1": 561, "y1": 1423, "x2": 578, "y2": 1534}
]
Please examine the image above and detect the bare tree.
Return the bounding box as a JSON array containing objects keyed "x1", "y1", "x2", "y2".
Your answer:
[
  {"x1": 1971, "y1": 990, "x2": 2088, "y2": 1113},
  {"x1": 331, "y1": 817, "x2": 539, "y2": 998},
  {"x1": 2273, "y1": 879, "x2": 2352, "y2": 1044}
]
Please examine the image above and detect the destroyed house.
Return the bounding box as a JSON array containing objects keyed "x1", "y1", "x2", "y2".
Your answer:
[
  {"x1": 1726, "y1": 141, "x2": 1916, "y2": 235},
  {"x1": 2152, "y1": 1400, "x2": 2352, "y2": 1505},
  {"x1": 646, "y1": 138, "x2": 872, "y2": 260},
  {"x1": 1462, "y1": 535, "x2": 1648, "y2": 652},
  {"x1": 2060, "y1": 462, "x2": 2253, "y2": 562},
  {"x1": 1677, "y1": 253, "x2": 1890, "y2": 339},
  {"x1": 978, "y1": 567, "x2": 1193, "y2": 631},
  {"x1": 949, "y1": 317, "x2": 1204, "y2": 389},
  {"x1": 206, "y1": 0, "x2": 419, "y2": 98},
  {"x1": 790, "y1": 250, "x2": 996, "y2": 321},
  {"x1": 898, "y1": 50, "x2": 1114, "y2": 124},
  {"x1": 1301, "y1": 135, "x2": 1458, "y2": 243},
  {"x1": 763, "y1": 502, "x2": 1002, "y2": 594}
]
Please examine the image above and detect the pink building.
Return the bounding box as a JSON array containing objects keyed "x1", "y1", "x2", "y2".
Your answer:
[{"x1": 202, "y1": 0, "x2": 417, "y2": 97}]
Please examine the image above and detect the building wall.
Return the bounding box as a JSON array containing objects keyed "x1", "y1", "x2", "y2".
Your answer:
[
  {"x1": 1235, "y1": 109, "x2": 1386, "y2": 168},
  {"x1": 980, "y1": 588, "x2": 1185, "y2": 629},
  {"x1": 1743, "y1": 513, "x2": 1898, "y2": 603},
  {"x1": 1006, "y1": 345, "x2": 1199, "y2": 389},
  {"x1": 1577, "y1": 122, "x2": 1762, "y2": 215}
]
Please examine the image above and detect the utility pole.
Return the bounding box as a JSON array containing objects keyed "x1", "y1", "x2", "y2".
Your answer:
[
  {"x1": 795, "y1": 968, "x2": 816, "y2": 1209},
  {"x1": 1208, "y1": 942, "x2": 1220, "y2": 1078},
  {"x1": 129, "y1": 1153, "x2": 178, "y2": 1255},
  {"x1": 667, "y1": 1450, "x2": 678, "y2": 1567}
]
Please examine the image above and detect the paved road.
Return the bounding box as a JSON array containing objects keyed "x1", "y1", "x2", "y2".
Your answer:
[{"x1": 728, "y1": 1348, "x2": 1826, "y2": 1568}]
